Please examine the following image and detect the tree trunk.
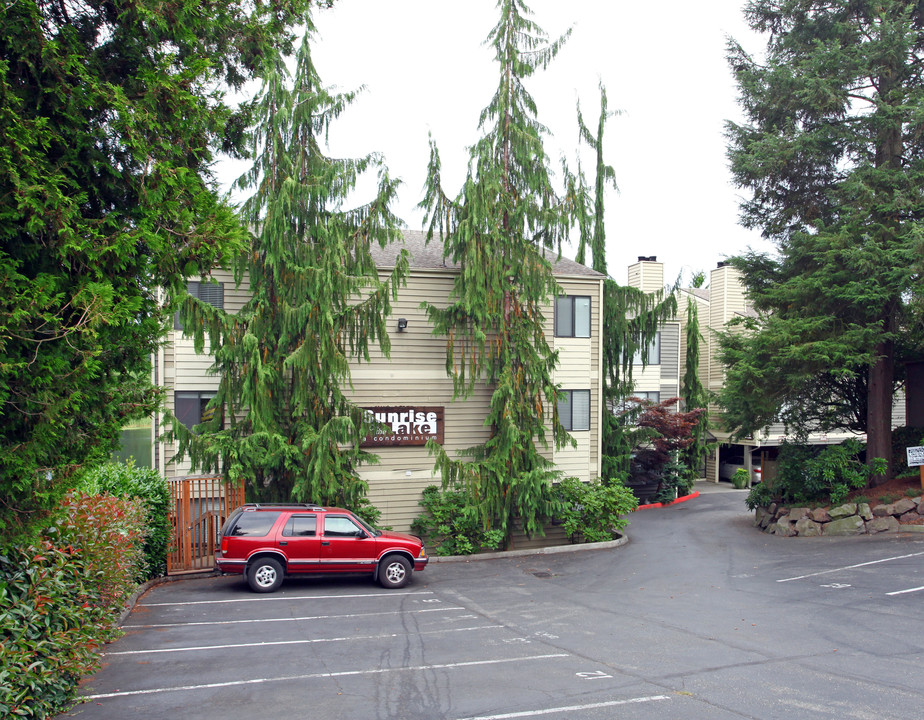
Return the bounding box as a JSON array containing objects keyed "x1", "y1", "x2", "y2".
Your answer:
[{"x1": 866, "y1": 339, "x2": 894, "y2": 486}]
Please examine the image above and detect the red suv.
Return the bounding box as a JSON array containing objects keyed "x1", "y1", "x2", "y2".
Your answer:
[{"x1": 216, "y1": 504, "x2": 429, "y2": 593}]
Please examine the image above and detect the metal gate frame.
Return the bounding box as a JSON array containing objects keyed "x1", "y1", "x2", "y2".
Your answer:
[{"x1": 168, "y1": 476, "x2": 245, "y2": 574}]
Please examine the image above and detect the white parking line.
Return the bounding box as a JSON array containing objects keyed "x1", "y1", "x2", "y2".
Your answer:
[
  {"x1": 141, "y1": 590, "x2": 433, "y2": 607},
  {"x1": 124, "y1": 606, "x2": 465, "y2": 629},
  {"x1": 83, "y1": 654, "x2": 570, "y2": 700},
  {"x1": 776, "y1": 551, "x2": 924, "y2": 583},
  {"x1": 456, "y1": 695, "x2": 671, "y2": 720},
  {"x1": 886, "y1": 585, "x2": 924, "y2": 596},
  {"x1": 105, "y1": 625, "x2": 498, "y2": 655}
]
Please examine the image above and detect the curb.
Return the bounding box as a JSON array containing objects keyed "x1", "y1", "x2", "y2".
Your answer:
[
  {"x1": 636, "y1": 490, "x2": 700, "y2": 511},
  {"x1": 429, "y1": 533, "x2": 629, "y2": 563}
]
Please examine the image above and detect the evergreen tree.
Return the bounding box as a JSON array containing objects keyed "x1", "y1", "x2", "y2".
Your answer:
[
  {"x1": 568, "y1": 85, "x2": 679, "y2": 479},
  {"x1": 0, "y1": 0, "x2": 314, "y2": 541},
  {"x1": 678, "y1": 295, "x2": 711, "y2": 486},
  {"x1": 420, "y1": 0, "x2": 573, "y2": 539},
  {"x1": 574, "y1": 82, "x2": 619, "y2": 270},
  {"x1": 173, "y1": 28, "x2": 408, "y2": 508},
  {"x1": 725, "y1": 0, "x2": 924, "y2": 481}
]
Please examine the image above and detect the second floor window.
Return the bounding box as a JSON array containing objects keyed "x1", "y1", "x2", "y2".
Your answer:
[
  {"x1": 175, "y1": 280, "x2": 224, "y2": 330},
  {"x1": 555, "y1": 296, "x2": 591, "y2": 338},
  {"x1": 632, "y1": 332, "x2": 661, "y2": 365}
]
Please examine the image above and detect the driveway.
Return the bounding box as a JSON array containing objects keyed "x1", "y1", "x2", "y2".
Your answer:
[{"x1": 61, "y1": 482, "x2": 924, "y2": 719}]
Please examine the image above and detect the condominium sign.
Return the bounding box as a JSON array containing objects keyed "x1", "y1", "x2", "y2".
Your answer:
[
  {"x1": 907, "y1": 446, "x2": 924, "y2": 467},
  {"x1": 361, "y1": 406, "x2": 444, "y2": 447}
]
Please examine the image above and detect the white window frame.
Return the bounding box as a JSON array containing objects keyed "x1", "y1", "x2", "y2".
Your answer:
[
  {"x1": 558, "y1": 389, "x2": 591, "y2": 431},
  {"x1": 555, "y1": 296, "x2": 591, "y2": 338}
]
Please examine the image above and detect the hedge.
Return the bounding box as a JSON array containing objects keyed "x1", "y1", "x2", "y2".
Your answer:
[{"x1": 0, "y1": 491, "x2": 146, "y2": 718}]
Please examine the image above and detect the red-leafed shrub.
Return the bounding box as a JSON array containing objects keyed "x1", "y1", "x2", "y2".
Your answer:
[{"x1": 0, "y1": 491, "x2": 146, "y2": 717}]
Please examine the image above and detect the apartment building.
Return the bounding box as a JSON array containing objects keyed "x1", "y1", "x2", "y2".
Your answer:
[
  {"x1": 151, "y1": 230, "x2": 606, "y2": 532},
  {"x1": 627, "y1": 256, "x2": 905, "y2": 484}
]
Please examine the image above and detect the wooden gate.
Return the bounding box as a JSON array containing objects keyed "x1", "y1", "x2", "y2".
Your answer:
[{"x1": 168, "y1": 476, "x2": 245, "y2": 574}]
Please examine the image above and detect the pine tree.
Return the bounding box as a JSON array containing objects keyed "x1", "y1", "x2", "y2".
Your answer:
[
  {"x1": 678, "y1": 295, "x2": 711, "y2": 487},
  {"x1": 725, "y1": 0, "x2": 924, "y2": 481},
  {"x1": 420, "y1": 0, "x2": 573, "y2": 539},
  {"x1": 569, "y1": 84, "x2": 679, "y2": 479},
  {"x1": 574, "y1": 82, "x2": 619, "y2": 270},
  {"x1": 173, "y1": 28, "x2": 408, "y2": 509}
]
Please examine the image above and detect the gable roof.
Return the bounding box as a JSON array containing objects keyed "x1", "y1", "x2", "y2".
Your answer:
[{"x1": 371, "y1": 229, "x2": 605, "y2": 279}]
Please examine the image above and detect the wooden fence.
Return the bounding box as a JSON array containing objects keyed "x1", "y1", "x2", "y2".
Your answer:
[{"x1": 168, "y1": 477, "x2": 245, "y2": 574}]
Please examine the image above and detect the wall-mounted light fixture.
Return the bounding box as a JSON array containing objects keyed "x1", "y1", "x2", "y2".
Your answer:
[{"x1": 397, "y1": 318, "x2": 408, "y2": 332}]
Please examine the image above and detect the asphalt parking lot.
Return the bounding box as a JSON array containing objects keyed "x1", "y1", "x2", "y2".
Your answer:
[{"x1": 61, "y1": 482, "x2": 924, "y2": 719}]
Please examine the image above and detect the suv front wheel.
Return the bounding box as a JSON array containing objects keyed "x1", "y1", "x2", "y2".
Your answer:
[
  {"x1": 248, "y1": 557, "x2": 284, "y2": 593},
  {"x1": 378, "y1": 555, "x2": 411, "y2": 589}
]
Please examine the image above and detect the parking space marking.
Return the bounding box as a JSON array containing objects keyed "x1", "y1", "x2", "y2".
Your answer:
[
  {"x1": 83, "y1": 653, "x2": 570, "y2": 700},
  {"x1": 124, "y1": 606, "x2": 466, "y2": 629},
  {"x1": 776, "y1": 551, "x2": 924, "y2": 583},
  {"x1": 141, "y1": 590, "x2": 434, "y2": 607},
  {"x1": 105, "y1": 625, "x2": 498, "y2": 656},
  {"x1": 886, "y1": 585, "x2": 924, "y2": 596},
  {"x1": 455, "y1": 695, "x2": 671, "y2": 720}
]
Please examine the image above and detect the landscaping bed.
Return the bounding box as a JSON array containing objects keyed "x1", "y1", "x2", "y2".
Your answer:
[{"x1": 753, "y1": 474, "x2": 924, "y2": 537}]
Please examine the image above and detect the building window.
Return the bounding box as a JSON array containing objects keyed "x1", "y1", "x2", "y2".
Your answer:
[
  {"x1": 175, "y1": 391, "x2": 218, "y2": 429},
  {"x1": 558, "y1": 389, "x2": 591, "y2": 431},
  {"x1": 175, "y1": 280, "x2": 224, "y2": 330},
  {"x1": 632, "y1": 332, "x2": 661, "y2": 365},
  {"x1": 555, "y1": 296, "x2": 591, "y2": 338},
  {"x1": 633, "y1": 391, "x2": 660, "y2": 404}
]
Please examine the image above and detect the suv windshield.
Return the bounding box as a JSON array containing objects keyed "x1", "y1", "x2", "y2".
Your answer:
[{"x1": 351, "y1": 513, "x2": 382, "y2": 537}]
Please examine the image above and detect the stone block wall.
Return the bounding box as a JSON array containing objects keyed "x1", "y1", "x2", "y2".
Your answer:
[{"x1": 754, "y1": 495, "x2": 924, "y2": 536}]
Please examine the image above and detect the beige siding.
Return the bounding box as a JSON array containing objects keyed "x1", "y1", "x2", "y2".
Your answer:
[
  {"x1": 659, "y1": 322, "x2": 681, "y2": 404},
  {"x1": 627, "y1": 259, "x2": 664, "y2": 294},
  {"x1": 551, "y1": 277, "x2": 603, "y2": 482},
  {"x1": 707, "y1": 264, "x2": 748, "y2": 391},
  {"x1": 158, "y1": 264, "x2": 605, "y2": 532}
]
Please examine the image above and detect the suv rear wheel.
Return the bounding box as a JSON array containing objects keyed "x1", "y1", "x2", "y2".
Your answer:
[
  {"x1": 379, "y1": 555, "x2": 411, "y2": 589},
  {"x1": 248, "y1": 557, "x2": 284, "y2": 593}
]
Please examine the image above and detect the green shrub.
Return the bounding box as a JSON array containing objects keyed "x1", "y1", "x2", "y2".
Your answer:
[
  {"x1": 555, "y1": 477, "x2": 639, "y2": 543},
  {"x1": 411, "y1": 485, "x2": 505, "y2": 556},
  {"x1": 745, "y1": 481, "x2": 774, "y2": 511},
  {"x1": 76, "y1": 461, "x2": 171, "y2": 581},
  {"x1": 0, "y1": 491, "x2": 146, "y2": 717},
  {"x1": 731, "y1": 468, "x2": 750, "y2": 489},
  {"x1": 351, "y1": 496, "x2": 384, "y2": 529},
  {"x1": 654, "y1": 458, "x2": 693, "y2": 504},
  {"x1": 745, "y1": 440, "x2": 887, "y2": 508}
]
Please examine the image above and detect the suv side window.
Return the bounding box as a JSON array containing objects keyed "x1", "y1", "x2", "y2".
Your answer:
[
  {"x1": 283, "y1": 515, "x2": 317, "y2": 537},
  {"x1": 323, "y1": 516, "x2": 364, "y2": 537},
  {"x1": 229, "y1": 511, "x2": 281, "y2": 537}
]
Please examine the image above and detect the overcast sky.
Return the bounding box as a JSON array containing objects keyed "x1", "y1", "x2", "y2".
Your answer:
[{"x1": 219, "y1": 0, "x2": 775, "y2": 286}]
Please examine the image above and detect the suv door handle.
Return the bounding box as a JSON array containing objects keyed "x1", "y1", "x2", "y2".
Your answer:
[
  {"x1": 321, "y1": 541, "x2": 330, "y2": 546},
  {"x1": 278, "y1": 541, "x2": 288, "y2": 546}
]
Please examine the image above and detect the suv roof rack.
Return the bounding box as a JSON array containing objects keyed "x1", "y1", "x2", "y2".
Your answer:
[{"x1": 241, "y1": 503, "x2": 326, "y2": 511}]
